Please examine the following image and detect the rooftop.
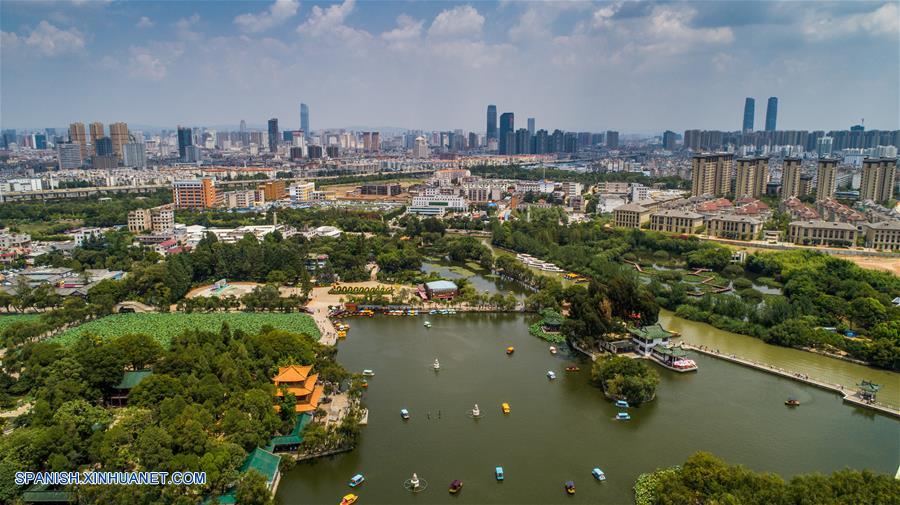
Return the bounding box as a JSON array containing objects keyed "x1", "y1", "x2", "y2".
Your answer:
[{"x1": 425, "y1": 280, "x2": 458, "y2": 291}]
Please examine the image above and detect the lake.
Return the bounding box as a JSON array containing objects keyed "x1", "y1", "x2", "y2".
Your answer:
[{"x1": 277, "y1": 314, "x2": 900, "y2": 504}]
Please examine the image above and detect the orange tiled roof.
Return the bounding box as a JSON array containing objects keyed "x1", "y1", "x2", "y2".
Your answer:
[
  {"x1": 275, "y1": 373, "x2": 320, "y2": 397},
  {"x1": 294, "y1": 384, "x2": 325, "y2": 413},
  {"x1": 273, "y1": 365, "x2": 313, "y2": 383}
]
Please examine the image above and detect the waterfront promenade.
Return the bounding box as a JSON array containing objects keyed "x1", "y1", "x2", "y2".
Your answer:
[{"x1": 680, "y1": 342, "x2": 900, "y2": 419}]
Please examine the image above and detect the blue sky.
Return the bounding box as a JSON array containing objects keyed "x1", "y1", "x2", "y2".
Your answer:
[{"x1": 1, "y1": 0, "x2": 898, "y2": 133}]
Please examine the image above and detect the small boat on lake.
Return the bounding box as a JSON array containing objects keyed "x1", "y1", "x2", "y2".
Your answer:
[
  {"x1": 506, "y1": 346, "x2": 515, "y2": 355},
  {"x1": 565, "y1": 481, "x2": 576, "y2": 494},
  {"x1": 615, "y1": 412, "x2": 631, "y2": 421},
  {"x1": 615, "y1": 400, "x2": 629, "y2": 408},
  {"x1": 433, "y1": 359, "x2": 440, "y2": 370},
  {"x1": 591, "y1": 468, "x2": 606, "y2": 481},
  {"x1": 361, "y1": 381, "x2": 368, "y2": 389},
  {"x1": 547, "y1": 371, "x2": 556, "y2": 380},
  {"x1": 362, "y1": 369, "x2": 375, "y2": 377},
  {"x1": 429, "y1": 309, "x2": 438, "y2": 314},
  {"x1": 349, "y1": 474, "x2": 365, "y2": 487},
  {"x1": 410, "y1": 473, "x2": 420, "y2": 489},
  {"x1": 565, "y1": 366, "x2": 580, "y2": 372},
  {"x1": 448, "y1": 479, "x2": 463, "y2": 494},
  {"x1": 549, "y1": 346, "x2": 557, "y2": 354},
  {"x1": 447, "y1": 309, "x2": 456, "y2": 315},
  {"x1": 340, "y1": 494, "x2": 358, "y2": 505},
  {"x1": 495, "y1": 467, "x2": 504, "y2": 480},
  {"x1": 501, "y1": 402, "x2": 510, "y2": 414},
  {"x1": 472, "y1": 404, "x2": 480, "y2": 417},
  {"x1": 401, "y1": 409, "x2": 410, "y2": 420},
  {"x1": 785, "y1": 398, "x2": 800, "y2": 406},
  {"x1": 424, "y1": 321, "x2": 432, "y2": 328}
]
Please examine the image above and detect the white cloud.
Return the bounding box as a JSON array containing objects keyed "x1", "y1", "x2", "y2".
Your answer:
[
  {"x1": 136, "y1": 16, "x2": 155, "y2": 29},
  {"x1": 428, "y1": 5, "x2": 484, "y2": 38},
  {"x1": 127, "y1": 42, "x2": 184, "y2": 81},
  {"x1": 15, "y1": 20, "x2": 87, "y2": 57},
  {"x1": 642, "y1": 5, "x2": 733, "y2": 53},
  {"x1": 802, "y1": 2, "x2": 899, "y2": 41},
  {"x1": 381, "y1": 14, "x2": 423, "y2": 48},
  {"x1": 509, "y1": 8, "x2": 549, "y2": 41},
  {"x1": 174, "y1": 14, "x2": 201, "y2": 41},
  {"x1": 234, "y1": 0, "x2": 300, "y2": 33},
  {"x1": 592, "y1": 5, "x2": 617, "y2": 28},
  {"x1": 297, "y1": 0, "x2": 355, "y2": 36}
]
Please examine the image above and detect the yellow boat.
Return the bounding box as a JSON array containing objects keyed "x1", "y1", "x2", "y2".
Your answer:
[
  {"x1": 506, "y1": 346, "x2": 515, "y2": 355},
  {"x1": 340, "y1": 493, "x2": 358, "y2": 505},
  {"x1": 501, "y1": 402, "x2": 510, "y2": 414}
]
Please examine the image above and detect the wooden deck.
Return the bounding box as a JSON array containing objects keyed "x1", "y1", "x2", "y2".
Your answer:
[{"x1": 679, "y1": 342, "x2": 900, "y2": 419}]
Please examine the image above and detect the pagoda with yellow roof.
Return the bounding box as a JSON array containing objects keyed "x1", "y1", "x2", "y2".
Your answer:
[{"x1": 273, "y1": 365, "x2": 325, "y2": 413}]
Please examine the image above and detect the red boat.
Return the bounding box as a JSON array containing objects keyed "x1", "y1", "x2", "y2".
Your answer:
[{"x1": 565, "y1": 366, "x2": 580, "y2": 372}]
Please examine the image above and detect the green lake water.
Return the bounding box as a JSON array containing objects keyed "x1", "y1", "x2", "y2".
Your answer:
[{"x1": 277, "y1": 314, "x2": 900, "y2": 505}]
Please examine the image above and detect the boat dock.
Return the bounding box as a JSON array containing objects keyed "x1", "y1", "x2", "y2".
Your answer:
[{"x1": 680, "y1": 342, "x2": 900, "y2": 419}]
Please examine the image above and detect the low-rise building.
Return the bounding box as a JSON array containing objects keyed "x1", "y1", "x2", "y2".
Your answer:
[
  {"x1": 127, "y1": 205, "x2": 174, "y2": 235},
  {"x1": 863, "y1": 221, "x2": 900, "y2": 251},
  {"x1": 613, "y1": 203, "x2": 650, "y2": 229},
  {"x1": 787, "y1": 220, "x2": 857, "y2": 247},
  {"x1": 289, "y1": 181, "x2": 316, "y2": 203},
  {"x1": 649, "y1": 209, "x2": 703, "y2": 234},
  {"x1": 706, "y1": 215, "x2": 763, "y2": 241},
  {"x1": 360, "y1": 183, "x2": 401, "y2": 196},
  {"x1": 422, "y1": 280, "x2": 458, "y2": 300},
  {"x1": 408, "y1": 194, "x2": 467, "y2": 216}
]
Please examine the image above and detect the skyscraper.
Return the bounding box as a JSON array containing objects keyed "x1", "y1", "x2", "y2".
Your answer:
[
  {"x1": 486, "y1": 105, "x2": 497, "y2": 141},
  {"x1": 606, "y1": 131, "x2": 619, "y2": 149},
  {"x1": 68, "y1": 122, "x2": 88, "y2": 158},
  {"x1": 239, "y1": 120, "x2": 248, "y2": 147},
  {"x1": 109, "y1": 122, "x2": 128, "y2": 160},
  {"x1": 123, "y1": 142, "x2": 147, "y2": 168},
  {"x1": 527, "y1": 118, "x2": 535, "y2": 137},
  {"x1": 498, "y1": 112, "x2": 514, "y2": 155},
  {"x1": 57, "y1": 143, "x2": 83, "y2": 169},
  {"x1": 765, "y1": 97, "x2": 778, "y2": 132},
  {"x1": 268, "y1": 118, "x2": 279, "y2": 153},
  {"x1": 662, "y1": 130, "x2": 677, "y2": 150},
  {"x1": 89, "y1": 122, "x2": 104, "y2": 153},
  {"x1": 781, "y1": 157, "x2": 802, "y2": 200},
  {"x1": 300, "y1": 103, "x2": 309, "y2": 136},
  {"x1": 742, "y1": 97, "x2": 755, "y2": 132},
  {"x1": 95, "y1": 137, "x2": 113, "y2": 156},
  {"x1": 177, "y1": 126, "x2": 193, "y2": 160}
]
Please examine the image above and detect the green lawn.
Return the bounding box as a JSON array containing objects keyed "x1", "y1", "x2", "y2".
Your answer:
[{"x1": 52, "y1": 312, "x2": 321, "y2": 348}]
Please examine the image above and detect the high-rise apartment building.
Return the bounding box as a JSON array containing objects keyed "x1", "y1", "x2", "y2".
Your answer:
[
  {"x1": 413, "y1": 136, "x2": 429, "y2": 158},
  {"x1": 123, "y1": 142, "x2": 147, "y2": 168},
  {"x1": 734, "y1": 157, "x2": 769, "y2": 198},
  {"x1": 499, "y1": 112, "x2": 514, "y2": 155},
  {"x1": 527, "y1": 118, "x2": 535, "y2": 137},
  {"x1": 815, "y1": 158, "x2": 838, "y2": 201},
  {"x1": 860, "y1": 158, "x2": 897, "y2": 203},
  {"x1": 691, "y1": 153, "x2": 734, "y2": 197},
  {"x1": 267, "y1": 118, "x2": 279, "y2": 153},
  {"x1": 817, "y1": 137, "x2": 833, "y2": 157},
  {"x1": 606, "y1": 131, "x2": 619, "y2": 149},
  {"x1": 742, "y1": 98, "x2": 755, "y2": 132},
  {"x1": 172, "y1": 179, "x2": 217, "y2": 210},
  {"x1": 177, "y1": 127, "x2": 193, "y2": 161},
  {"x1": 300, "y1": 103, "x2": 309, "y2": 137},
  {"x1": 486, "y1": 105, "x2": 497, "y2": 141},
  {"x1": 109, "y1": 122, "x2": 128, "y2": 159},
  {"x1": 765, "y1": 97, "x2": 778, "y2": 132},
  {"x1": 57, "y1": 143, "x2": 83, "y2": 169},
  {"x1": 95, "y1": 137, "x2": 113, "y2": 156},
  {"x1": 662, "y1": 130, "x2": 677, "y2": 150},
  {"x1": 68, "y1": 122, "x2": 88, "y2": 158},
  {"x1": 89, "y1": 122, "x2": 104, "y2": 153},
  {"x1": 781, "y1": 157, "x2": 802, "y2": 200}
]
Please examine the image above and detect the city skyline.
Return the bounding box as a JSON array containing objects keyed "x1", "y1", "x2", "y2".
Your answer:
[{"x1": 1, "y1": 1, "x2": 898, "y2": 132}]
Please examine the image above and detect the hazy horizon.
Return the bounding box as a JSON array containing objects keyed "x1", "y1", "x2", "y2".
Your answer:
[{"x1": 2, "y1": 0, "x2": 898, "y2": 133}]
